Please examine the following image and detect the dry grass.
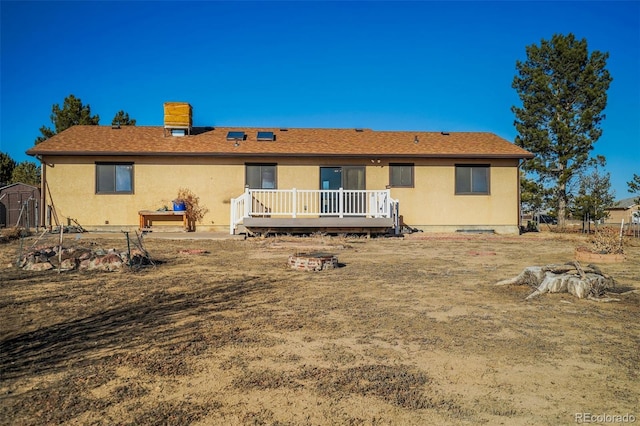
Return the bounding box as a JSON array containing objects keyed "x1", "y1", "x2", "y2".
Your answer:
[{"x1": 1, "y1": 231, "x2": 639, "y2": 425}]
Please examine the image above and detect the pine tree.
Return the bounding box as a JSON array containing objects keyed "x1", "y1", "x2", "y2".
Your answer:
[
  {"x1": 36, "y1": 94, "x2": 100, "y2": 144},
  {"x1": 628, "y1": 174, "x2": 640, "y2": 205},
  {"x1": 571, "y1": 157, "x2": 614, "y2": 226},
  {"x1": 11, "y1": 161, "x2": 41, "y2": 187},
  {"x1": 512, "y1": 33, "x2": 612, "y2": 228},
  {"x1": 111, "y1": 110, "x2": 137, "y2": 126},
  {"x1": 0, "y1": 152, "x2": 17, "y2": 186}
]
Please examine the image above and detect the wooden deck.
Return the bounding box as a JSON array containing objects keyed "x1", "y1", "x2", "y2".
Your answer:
[
  {"x1": 242, "y1": 217, "x2": 395, "y2": 235},
  {"x1": 230, "y1": 188, "x2": 399, "y2": 235}
]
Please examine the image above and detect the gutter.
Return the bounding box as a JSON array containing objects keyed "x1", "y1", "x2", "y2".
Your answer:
[{"x1": 517, "y1": 158, "x2": 530, "y2": 232}]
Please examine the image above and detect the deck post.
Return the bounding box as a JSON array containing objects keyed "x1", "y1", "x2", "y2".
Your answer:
[
  {"x1": 394, "y1": 201, "x2": 400, "y2": 234},
  {"x1": 292, "y1": 188, "x2": 297, "y2": 218},
  {"x1": 243, "y1": 187, "x2": 251, "y2": 218},
  {"x1": 339, "y1": 187, "x2": 344, "y2": 218},
  {"x1": 229, "y1": 197, "x2": 237, "y2": 234},
  {"x1": 385, "y1": 189, "x2": 391, "y2": 216}
]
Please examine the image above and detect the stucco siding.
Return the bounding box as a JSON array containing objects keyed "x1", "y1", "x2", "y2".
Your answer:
[
  {"x1": 41, "y1": 155, "x2": 521, "y2": 233},
  {"x1": 605, "y1": 209, "x2": 638, "y2": 225},
  {"x1": 387, "y1": 158, "x2": 519, "y2": 232},
  {"x1": 43, "y1": 156, "x2": 243, "y2": 231}
]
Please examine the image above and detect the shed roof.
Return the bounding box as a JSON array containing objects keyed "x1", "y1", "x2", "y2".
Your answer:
[
  {"x1": 0, "y1": 182, "x2": 39, "y2": 192},
  {"x1": 27, "y1": 125, "x2": 534, "y2": 159}
]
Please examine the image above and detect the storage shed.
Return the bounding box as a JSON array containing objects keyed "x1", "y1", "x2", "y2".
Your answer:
[{"x1": 0, "y1": 183, "x2": 41, "y2": 228}]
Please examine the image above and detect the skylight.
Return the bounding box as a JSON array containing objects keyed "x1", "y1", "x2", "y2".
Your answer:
[
  {"x1": 226, "y1": 131, "x2": 245, "y2": 141},
  {"x1": 257, "y1": 131, "x2": 275, "y2": 141}
]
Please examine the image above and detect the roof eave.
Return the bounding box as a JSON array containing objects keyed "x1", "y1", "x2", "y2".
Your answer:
[{"x1": 29, "y1": 151, "x2": 535, "y2": 159}]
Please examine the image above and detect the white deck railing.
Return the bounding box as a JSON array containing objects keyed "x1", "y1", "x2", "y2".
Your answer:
[{"x1": 230, "y1": 188, "x2": 399, "y2": 234}]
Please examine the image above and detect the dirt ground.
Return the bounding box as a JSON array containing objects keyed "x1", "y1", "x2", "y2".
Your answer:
[{"x1": 1, "y1": 230, "x2": 638, "y2": 425}]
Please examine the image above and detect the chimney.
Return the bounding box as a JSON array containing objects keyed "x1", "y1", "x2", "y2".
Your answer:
[{"x1": 163, "y1": 102, "x2": 192, "y2": 137}]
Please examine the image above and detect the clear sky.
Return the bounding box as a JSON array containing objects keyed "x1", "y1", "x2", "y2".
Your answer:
[{"x1": 1, "y1": 1, "x2": 638, "y2": 199}]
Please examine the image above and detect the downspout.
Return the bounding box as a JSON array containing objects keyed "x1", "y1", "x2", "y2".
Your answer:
[
  {"x1": 517, "y1": 158, "x2": 528, "y2": 234},
  {"x1": 35, "y1": 155, "x2": 46, "y2": 230}
]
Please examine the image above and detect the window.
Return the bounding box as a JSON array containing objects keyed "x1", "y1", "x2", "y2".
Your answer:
[
  {"x1": 246, "y1": 164, "x2": 276, "y2": 189},
  {"x1": 390, "y1": 164, "x2": 414, "y2": 187},
  {"x1": 455, "y1": 164, "x2": 489, "y2": 194},
  {"x1": 96, "y1": 163, "x2": 134, "y2": 194}
]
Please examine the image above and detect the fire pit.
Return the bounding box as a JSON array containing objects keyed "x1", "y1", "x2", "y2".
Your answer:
[{"x1": 288, "y1": 252, "x2": 338, "y2": 271}]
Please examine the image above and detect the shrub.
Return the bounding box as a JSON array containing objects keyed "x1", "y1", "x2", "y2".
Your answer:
[
  {"x1": 175, "y1": 188, "x2": 208, "y2": 224},
  {"x1": 0, "y1": 227, "x2": 27, "y2": 243},
  {"x1": 588, "y1": 227, "x2": 624, "y2": 254}
]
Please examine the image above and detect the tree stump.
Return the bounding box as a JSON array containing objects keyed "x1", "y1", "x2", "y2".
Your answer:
[{"x1": 496, "y1": 261, "x2": 616, "y2": 301}]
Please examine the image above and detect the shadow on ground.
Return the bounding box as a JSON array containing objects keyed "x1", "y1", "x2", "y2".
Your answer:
[{"x1": 0, "y1": 278, "x2": 266, "y2": 379}]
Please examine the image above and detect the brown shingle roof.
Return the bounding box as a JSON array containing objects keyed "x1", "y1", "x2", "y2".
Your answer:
[{"x1": 26, "y1": 125, "x2": 534, "y2": 159}]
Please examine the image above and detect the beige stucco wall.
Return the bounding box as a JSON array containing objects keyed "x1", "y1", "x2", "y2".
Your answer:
[
  {"x1": 40, "y1": 155, "x2": 521, "y2": 234},
  {"x1": 386, "y1": 158, "x2": 520, "y2": 233},
  {"x1": 605, "y1": 208, "x2": 638, "y2": 225}
]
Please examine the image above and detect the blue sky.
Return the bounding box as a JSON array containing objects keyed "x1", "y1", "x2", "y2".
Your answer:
[{"x1": 1, "y1": 1, "x2": 638, "y2": 199}]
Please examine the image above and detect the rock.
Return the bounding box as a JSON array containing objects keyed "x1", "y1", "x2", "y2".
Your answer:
[
  {"x1": 17, "y1": 244, "x2": 151, "y2": 273},
  {"x1": 91, "y1": 253, "x2": 124, "y2": 271},
  {"x1": 79, "y1": 251, "x2": 92, "y2": 261},
  {"x1": 79, "y1": 259, "x2": 91, "y2": 270},
  {"x1": 59, "y1": 258, "x2": 78, "y2": 271},
  {"x1": 24, "y1": 262, "x2": 53, "y2": 271}
]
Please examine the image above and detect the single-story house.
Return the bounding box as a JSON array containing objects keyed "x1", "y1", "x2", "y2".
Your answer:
[
  {"x1": 605, "y1": 197, "x2": 639, "y2": 225},
  {"x1": 26, "y1": 103, "x2": 533, "y2": 235}
]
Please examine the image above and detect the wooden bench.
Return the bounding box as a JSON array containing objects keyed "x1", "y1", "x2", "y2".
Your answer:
[{"x1": 139, "y1": 210, "x2": 188, "y2": 231}]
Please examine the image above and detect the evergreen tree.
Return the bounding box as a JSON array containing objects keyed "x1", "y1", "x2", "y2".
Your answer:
[
  {"x1": 628, "y1": 174, "x2": 640, "y2": 205},
  {"x1": 570, "y1": 157, "x2": 614, "y2": 227},
  {"x1": 0, "y1": 152, "x2": 17, "y2": 186},
  {"x1": 520, "y1": 172, "x2": 550, "y2": 215},
  {"x1": 11, "y1": 161, "x2": 41, "y2": 187},
  {"x1": 111, "y1": 110, "x2": 137, "y2": 126},
  {"x1": 36, "y1": 94, "x2": 100, "y2": 144},
  {"x1": 512, "y1": 33, "x2": 612, "y2": 228}
]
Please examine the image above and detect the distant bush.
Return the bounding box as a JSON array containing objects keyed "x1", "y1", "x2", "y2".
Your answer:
[
  {"x1": 0, "y1": 227, "x2": 27, "y2": 243},
  {"x1": 588, "y1": 227, "x2": 624, "y2": 254}
]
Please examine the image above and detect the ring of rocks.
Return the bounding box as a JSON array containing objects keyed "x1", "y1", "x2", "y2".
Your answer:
[{"x1": 288, "y1": 252, "x2": 338, "y2": 271}]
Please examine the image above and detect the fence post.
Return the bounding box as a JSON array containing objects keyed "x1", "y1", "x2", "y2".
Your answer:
[{"x1": 339, "y1": 188, "x2": 344, "y2": 218}]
